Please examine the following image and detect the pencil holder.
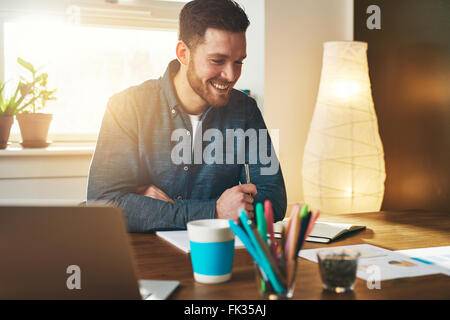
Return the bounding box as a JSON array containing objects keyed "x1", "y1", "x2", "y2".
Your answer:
[{"x1": 253, "y1": 259, "x2": 296, "y2": 300}]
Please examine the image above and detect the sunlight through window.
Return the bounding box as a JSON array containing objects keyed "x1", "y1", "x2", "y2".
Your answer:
[{"x1": 4, "y1": 21, "x2": 178, "y2": 139}]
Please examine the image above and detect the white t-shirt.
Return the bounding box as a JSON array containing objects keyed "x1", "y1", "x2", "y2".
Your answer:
[{"x1": 188, "y1": 114, "x2": 202, "y2": 150}]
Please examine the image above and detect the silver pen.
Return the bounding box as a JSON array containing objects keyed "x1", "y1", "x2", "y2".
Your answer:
[
  {"x1": 244, "y1": 163, "x2": 253, "y2": 199},
  {"x1": 245, "y1": 163, "x2": 251, "y2": 185},
  {"x1": 242, "y1": 163, "x2": 253, "y2": 220}
]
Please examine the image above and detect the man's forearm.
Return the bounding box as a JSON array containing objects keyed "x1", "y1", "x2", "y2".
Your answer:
[{"x1": 109, "y1": 193, "x2": 217, "y2": 232}]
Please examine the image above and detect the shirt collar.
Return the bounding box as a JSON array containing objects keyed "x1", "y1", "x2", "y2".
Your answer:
[
  {"x1": 161, "y1": 59, "x2": 181, "y2": 113},
  {"x1": 161, "y1": 59, "x2": 214, "y2": 120}
]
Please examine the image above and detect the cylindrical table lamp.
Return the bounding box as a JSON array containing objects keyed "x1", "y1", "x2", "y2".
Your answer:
[{"x1": 302, "y1": 41, "x2": 386, "y2": 214}]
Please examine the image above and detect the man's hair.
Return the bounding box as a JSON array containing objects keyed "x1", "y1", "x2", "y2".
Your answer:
[{"x1": 179, "y1": 0, "x2": 250, "y2": 48}]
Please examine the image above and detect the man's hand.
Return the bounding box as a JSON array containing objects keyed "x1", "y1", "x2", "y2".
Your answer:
[
  {"x1": 215, "y1": 184, "x2": 257, "y2": 221},
  {"x1": 136, "y1": 184, "x2": 175, "y2": 204}
]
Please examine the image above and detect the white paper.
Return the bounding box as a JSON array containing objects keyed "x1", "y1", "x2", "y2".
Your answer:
[
  {"x1": 395, "y1": 246, "x2": 450, "y2": 276},
  {"x1": 156, "y1": 230, "x2": 244, "y2": 253},
  {"x1": 299, "y1": 244, "x2": 448, "y2": 281}
]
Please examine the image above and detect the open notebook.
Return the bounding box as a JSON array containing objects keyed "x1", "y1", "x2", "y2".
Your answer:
[{"x1": 274, "y1": 220, "x2": 366, "y2": 243}]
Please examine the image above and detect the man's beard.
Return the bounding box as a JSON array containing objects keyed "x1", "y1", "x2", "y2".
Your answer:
[{"x1": 186, "y1": 60, "x2": 232, "y2": 108}]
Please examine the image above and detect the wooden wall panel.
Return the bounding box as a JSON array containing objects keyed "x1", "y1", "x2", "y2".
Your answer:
[{"x1": 354, "y1": 0, "x2": 450, "y2": 211}]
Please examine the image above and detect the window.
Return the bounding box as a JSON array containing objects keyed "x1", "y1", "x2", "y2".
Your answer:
[{"x1": 3, "y1": 9, "x2": 179, "y2": 141}]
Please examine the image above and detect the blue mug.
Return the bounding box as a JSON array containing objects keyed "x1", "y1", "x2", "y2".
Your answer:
[{"x1": 187, "y1": 219, "x2": 235, "y2": 283}]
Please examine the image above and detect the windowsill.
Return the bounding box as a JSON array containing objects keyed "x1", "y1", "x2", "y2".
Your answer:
[{"x1": 0, "y1": 142, "x2": 96, "y2": 157}]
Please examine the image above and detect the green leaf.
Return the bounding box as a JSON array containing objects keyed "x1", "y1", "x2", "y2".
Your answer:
[
  {"x1": 14, "y1": 58, "x2": 57, "y2": 113},
  {"x1": 17, "y1": 57, "x2": 36, "y2": 74},
  {"x1": 35, "y1": 73, "x2": 46, "y2": 83}
]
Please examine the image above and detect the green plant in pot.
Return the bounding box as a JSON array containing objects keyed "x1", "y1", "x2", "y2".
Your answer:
[
  {"x1": 16, "y1": 57, "x2": 57, "y2": 148},
  {"x1": 0, "y1": 80, "x2": 37, "y2": 149}
]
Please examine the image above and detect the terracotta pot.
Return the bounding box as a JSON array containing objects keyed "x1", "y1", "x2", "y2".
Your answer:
[
  {"x1": 0, "y1": 116, "x2": 14, "y2": 149},
  {"x1": 16, "y1": 113, "x2": 53, "y2": 148}
]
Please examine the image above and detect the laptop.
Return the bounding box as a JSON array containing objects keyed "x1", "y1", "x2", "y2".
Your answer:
[{"x1": 0, "y1": 205, "x2": 179, "y2": 300}]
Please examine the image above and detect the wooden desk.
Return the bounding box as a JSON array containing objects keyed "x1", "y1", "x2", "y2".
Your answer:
[{"x1": 129, "y1": 211, "x2": 450, "y2": 299}]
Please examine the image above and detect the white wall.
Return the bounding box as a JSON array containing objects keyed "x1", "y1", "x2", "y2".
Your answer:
[
  {"x1": 0, "y1": 146, "x2": 93, "y2": 204},
  {"x1": 264, "y1": 0, "x2": 353, "y2": 209},
  {"x1": 235, "y1": 0, "x2": 265, "y2": 110}
]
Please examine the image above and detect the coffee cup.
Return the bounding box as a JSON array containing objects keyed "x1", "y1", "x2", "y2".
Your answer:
[{"x1": 187, "y1": 219, "x2": 235, "y2": 284}]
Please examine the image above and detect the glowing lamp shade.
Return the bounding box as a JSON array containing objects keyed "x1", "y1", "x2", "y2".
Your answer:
[{"x1": 302, "y1": 41, "x2": 386, "y2": 214}]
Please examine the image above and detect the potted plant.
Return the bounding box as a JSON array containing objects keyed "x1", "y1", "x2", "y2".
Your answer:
[
  {"x1": 16, "y1": 57, "x2": 57, "y2": 148},
  {"x1": 0, "y1": 80, "x2": 37, "y2": 149}
]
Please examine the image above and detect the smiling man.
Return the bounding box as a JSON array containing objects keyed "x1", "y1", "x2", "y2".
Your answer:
[
  {"x1": 87, "y1": 0, "x2": 287, "y2": 232},
  {"x1": 175, "y1": 28, "x2": 246, "y2": 111}
]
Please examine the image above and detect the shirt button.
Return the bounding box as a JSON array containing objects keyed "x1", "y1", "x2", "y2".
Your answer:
[
  {"x1": 171, "y1": 109, "x2": 176, "y2": 115},
  {"x1": 186, "y1": 131, "x2": 190, "y2": 136},
  {"x1": 177, "y1": 195, "x2": 183, "y2": 200},
  {"x1": 183, "y1": 166, "x2": 189, "y2": 171}
]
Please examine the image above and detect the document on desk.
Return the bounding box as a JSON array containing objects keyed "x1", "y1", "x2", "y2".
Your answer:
[
  {"x1": 299, "y1": 244, "x2": 449, "y2": 281},
  {"x1": 395, "y1": 246, "x2": 450, "y2": 276},
  {"x1": 156, "y1": 230, "x2": 245, "y2": 253}
]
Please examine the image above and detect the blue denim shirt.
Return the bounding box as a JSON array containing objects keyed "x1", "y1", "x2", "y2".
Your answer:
[{"x1": 87, "y1": 60, "x2": 287, "y2": 232}]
